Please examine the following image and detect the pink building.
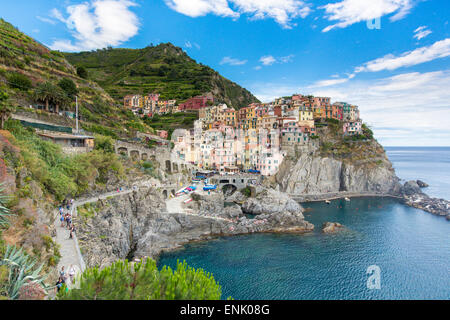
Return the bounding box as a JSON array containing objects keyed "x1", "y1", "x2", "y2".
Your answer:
[
  {"x1": 157, "y1": 130, "x2": 169, "y2": 139},
  {"x1": 343, "y1": 120, "x2": 362, "y2": 136}
]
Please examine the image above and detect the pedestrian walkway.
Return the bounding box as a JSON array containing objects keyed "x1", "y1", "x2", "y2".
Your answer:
[{"x1": 54, "y1": 205, "x2": 82, "y2": 290}]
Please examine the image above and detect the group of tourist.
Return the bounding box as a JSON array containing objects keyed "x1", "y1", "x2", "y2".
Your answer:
[
  {"x1": 59, "y1": 199, "x2": 76, "y2": 239},
  {"x1": 55, "y1": 265, "x2": 76, "y2": 293}
]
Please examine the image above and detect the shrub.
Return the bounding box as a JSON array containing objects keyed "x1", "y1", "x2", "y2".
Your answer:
[
  {"x1": 58, "y1": 78, "x2": 78, "y2": 99},
  {"x1": 0, "y1": 245, "x2": 49, "y2": 300},
  {"x1": 76, "y1": 66, "x2": 88, "y2": 79},
  {"x1": 58, "y1": 259, "x2": 224, "y2": 300},
  {"x1": 7, "y1": 73, "x2": 32, "y2": 91},
  {"x1": 240, "y1": 186, "x2": 252, "y2": 197},
  {"x1": 0, "y1": 184, "x2": 11, "y2": 227},
  {"x1": 94, "y1": 134, "x2": 115, "y2": 153}
]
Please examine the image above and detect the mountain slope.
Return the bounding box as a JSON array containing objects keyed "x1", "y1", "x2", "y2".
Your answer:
[
  {"x1": 64, "y1": 43, "x2": 260, "y2": 108},
  {"x1": 0, "y1": 18, "x2": 155, "y2": 138}
]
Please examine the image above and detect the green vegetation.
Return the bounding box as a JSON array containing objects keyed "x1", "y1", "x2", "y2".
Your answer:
[
  {"x1": 7, "y1": 73, "x2": 32, "y2": 91},
  {"x1": 0, "y1": 90, "x2": 14, "y2": 129},
  {"x1": 33, "y1": 81, "x2": 70, "y2": 112},
  {"x1": 362, "y1": 124, "x2": 374, "y2": 140},
  {"x1": 144, "y1": 111, "x2": 198, "y2": 133},
  {"x1": 0, "y1": 184, "x2": 11, "y2": 228},
  {"x1": 0, "y1": 245, "x2": 49, "y2": 300},
  {"x1": 78, "y1": 202, "x2": 99, "y2": 221},
  {"x1": 94, "y1": 134, "x2": 115, "y2": 153},
  {"x1": 76, "y1": 66, "x2": 88, "y2": 79},
  {"x1": 240, "y1": 186, "x2": 252, "y2": 197},
  {"x1": 58, "y1": 259, "x2": 224, "y2": 300},
  {"x1": 0, "y1": 18, "x2": 153, "y2": 139},
  {"x1": 5, "y1": 120, "x2": 124, "y2": 201},
  {"x1": 65, "y1": 43, "x2": 259, "y2": 108},
  {"x1": 58, "y1": 78, "x2": 78, "y2": 99}
]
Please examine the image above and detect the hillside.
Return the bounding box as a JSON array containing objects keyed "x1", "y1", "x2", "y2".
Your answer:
[
  {"x1": 0, "y1": 19, "x2": 158, "y2": 138},
  {"x1": 64, "y1": 43, "x2": 260, "y2": 108}
]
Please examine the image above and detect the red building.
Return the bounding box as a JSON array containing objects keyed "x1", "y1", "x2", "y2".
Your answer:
[
  {"x1": 179, "y1": 95, "x2": 214, "y2": 110},
  {"x1": 273, "y1": 106, "x2": 282, "y2": 117},
  {"x1": 331, "y1": 103, "x2": 344, "y2": 121}
]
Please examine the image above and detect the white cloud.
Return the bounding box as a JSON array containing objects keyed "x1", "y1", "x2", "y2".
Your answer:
[
  {"x1": 49, "y1": 0, "x2": 140, "y2": 52},
  {"x1": 310, "y1": 77, "x2": 350, "y2": 87},
  {"x1": 164, "y1": 0, "x2": 311, "y2": 28},
  {"x1": 260, "y1": 55, "x2": 276, "y2": 66},
  {"x1": 250, "y1": 70, "x2": 450, "y2": 145},
  {"x1": 321, "y1": 0, "x2": 415, "y2": 32},
  {"x1": 413, "y1": 26, "x2": 432, "y2": 40},
  {"x1": 355, "y1": 38, "x2": 450, "y2": 73},
  {"x1": 220, "y1": 56, "x2": 248, "y2": 66},
  {"x1": 185, "y1": 41, "x2": 192, "y2": 48},
  {"x1": 36, "y1": 16, "x2": 56, "y2": 25},
  {"x1": 311, "y1": 70, "x2": 450, "y2": 146},
  {"x1": 51, "y1": 8, "x2": 67, "y2": 23},
  {"x1": 257, "y1": 54, "x2": 294, "y2": 67},
  {"x1": 279, "y1": 54, "x2": 295, "y2": 63}
]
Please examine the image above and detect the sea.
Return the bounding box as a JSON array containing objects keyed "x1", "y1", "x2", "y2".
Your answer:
[{"x1": 158, "y1": 147, "x2": 450, "y2": 300}]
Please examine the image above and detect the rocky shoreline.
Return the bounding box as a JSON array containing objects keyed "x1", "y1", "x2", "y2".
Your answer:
[
  {"x1": 401, "y1": 181, "x2": 450, "y2": 219},
  {"x1": 75, "y1": 178, "x2": 449, "y2": 269},
  {"x1": 75, "y1": 186, "x2": 314, "y2": 268}
]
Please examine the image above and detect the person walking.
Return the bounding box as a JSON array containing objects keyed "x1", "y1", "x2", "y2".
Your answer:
[
  {"x1": 68, "y1": 265, "x2": 76, "y2": 284},
  {"x1": 60, "y1": 214, "x2": 65, "y2": 227},
  {"x1": 59, "y1": 266, "x2": 66, "y2": 282}
]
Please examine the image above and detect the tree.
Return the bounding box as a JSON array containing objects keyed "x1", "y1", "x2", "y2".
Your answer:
[
  {"x1": 94, "y1": 134, "x2": 115, "y2": 153},
  {"x1": 33, "y1": 82, "x2": 55, "y2": 111},
  {"x1": 0, "y1": 92, "x2": 14, "y2": 130},
  {"x1": 58, "y1": 259, "x2": 224, "y2": 300},
  {"x1": 7, "y1": 73, "x2": 32, "y2": 91},
  {"x1": 58, "y1": 78, "x2": 78, "y2": 99},
  {"x1": 76, "y1": 66, "x2": 88, "y2": 79},
  {"x1": 34, "y1": 82, "x2": 69, "y2": 113},
  {"x1": 52, "y1": 86, "x2": 70, "y2": 113}
]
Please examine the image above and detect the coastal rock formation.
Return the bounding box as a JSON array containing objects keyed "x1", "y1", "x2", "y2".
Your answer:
[
  {"x1": 275, "y1": 142, "x2": 402, "y2": 199},
  {"x1": 241, "y1": 188, "x2": 304, "y2": 217},
  {"x1": 188, "y1": 192, "x2": 243, "y2": 219},
  {"x1": 322, "y1": 222, "x2": 345, "y2": 234},
  {"x1": 76, "y1": 187, "x2": 314, "y2": 268},
  {"x1": 416, "y1": 180, "x2": 429, "y2": 188},
  {"x1": 401, "y1": 181, "x2": 450, "y2": 218}
]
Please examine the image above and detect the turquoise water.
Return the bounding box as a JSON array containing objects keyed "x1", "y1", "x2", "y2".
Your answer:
[{"x1": 158, "y1": 148, "x2": 450, "y2": 300}]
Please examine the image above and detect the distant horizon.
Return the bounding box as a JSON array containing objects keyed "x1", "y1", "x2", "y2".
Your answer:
[{"x1": 384, "y1": 145, "x2": 450, "y2": 148}]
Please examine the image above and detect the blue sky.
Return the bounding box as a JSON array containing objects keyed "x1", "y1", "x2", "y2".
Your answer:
[{"x1": 1, "y1": 0, "x2": 450, "y2": 146}]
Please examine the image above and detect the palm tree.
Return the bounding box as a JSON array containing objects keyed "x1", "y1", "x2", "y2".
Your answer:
[
  {"x1": 52, "y1": 86, "x2": 70, "y2": 114},
  {"x1": 33, "y1": 82, "x2": 56, "y2": 112}
]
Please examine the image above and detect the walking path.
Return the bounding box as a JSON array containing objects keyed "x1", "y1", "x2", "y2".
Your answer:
[
  {"x1": 53, "y1": 188, "x2": 139, "y2": 289},
  {"x1": 165, "y1": 191, "x2": 233, "y2": 223},
  {"x1": 53, "y1": 180, "x2": 231, "y2": 291}
]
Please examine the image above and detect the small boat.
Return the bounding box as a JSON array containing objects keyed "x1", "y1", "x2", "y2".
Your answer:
[
  {"x1": 325, "y1": 200, "x2": 331, "y2": 204},
  {"x1": 345, "y1": 197, "x2": 351, "y2": 202}
]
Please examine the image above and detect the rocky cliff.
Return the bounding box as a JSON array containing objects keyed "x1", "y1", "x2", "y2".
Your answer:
[
  {"x1": 76, "y1": 186, "x2": 313, "y2": 268},
  {"x1": 275, "y1": 140, "x2": 402, "y2": 200}
]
